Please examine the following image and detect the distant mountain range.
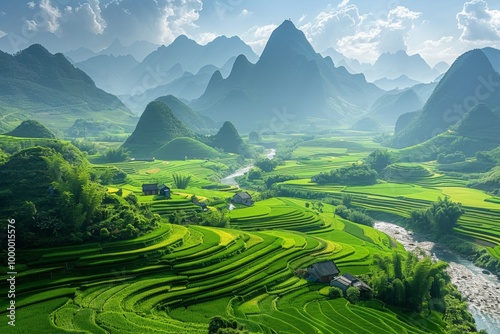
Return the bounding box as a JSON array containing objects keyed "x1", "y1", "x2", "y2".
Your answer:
[
  {"x1": 65, "y1": 39, "x2": 160, "y2": 63},
  {"x1": 122, "y1": 35, "x2": 257, "y2": 96},
  {"x1": 0, "y1": 44, "x2": 134, "y2": 134},
  {"x1": 192, "y1": 20, "x2": 383, "y2": 129},
  {"x1": 392, "y1": 49, "x2": 500, "y2": 148},
  {"x1": 68, "y1": 35, "x2": 257, "y2": 108},
  {"x1": 75, "y1": 54, "x2": 139, "y2": 95},
  {"x1": 368, "y1": 89, "x2": 423, "y2": 126},
  {"x1": 322, "y1": 48, "x2": 446, "y2": 84}
]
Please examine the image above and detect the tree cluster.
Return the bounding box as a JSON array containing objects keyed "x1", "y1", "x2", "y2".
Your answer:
[
  {"x1": 313, "y1": 163, "x2": 377, "y2": 186},
  {"x1": 409, "y1": 197, "x2": 465, "y2": 237},
  {"x1": 437, "y1": 151, "x2": 465, "y2": 164},
  {"x1": 0, "y1": 145, "x2": 158, "y2": 248},
  {"x1": 334, "y1": 205, "x2": 374, "y2": 227},
  {"x1": 369, "y1": 252, "x2": 476, "y2": 332}
]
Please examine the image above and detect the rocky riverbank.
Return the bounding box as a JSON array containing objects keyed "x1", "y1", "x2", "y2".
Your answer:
[{"x1": 375, "y1": 222, "x2": 500, "y2": 334}]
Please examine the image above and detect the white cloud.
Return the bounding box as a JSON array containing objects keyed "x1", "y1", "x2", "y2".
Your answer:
[
  {"x1": 242, "y1": 24, "x2": 278, "y2": 54},
  {"x1": 457, "y1": 0, "x2": 500, "y2": 41},
  {"x1": 27, "y1": 2, "x2": 36, "y2": 10},
  {"x1": 338, "y1": 0, "x2": 350, "y2": 8},
  {"x1": 25, "y1": 19, "x2": 38, "y2": 32},
  {"x1": 0, "y1": 30, "x2": 6, "y2": 38},
  {"x1": 239, "y1": 9, "x2": 251, "y2": 17},
  {"x1": 411, "y1": 36, "x2": 457, "y2": 65},
  {"x1": 197, "y1": 32, "x2": 217, "y2": 45},
  {"x1": 298, "y1": 14, "x2": 307, "y2": 23},
  {"x1": 39, "y1": 0, "x2": 61, "y2": 33},
  {"x1": 158, "y1": 0, "x2": 203, "y2": 44},
  {"x1": 302, "y1": 4, "x2": 421, "y2": 62}
]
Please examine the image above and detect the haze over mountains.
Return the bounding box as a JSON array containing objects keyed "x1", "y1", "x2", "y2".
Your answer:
[
  {"x1": 192, "y1": 20, "x2": 383, "y2": 129},
  {"x1": 322, "y1": 48, "x2": 448, "y2": 90},
  {"x1": 0, "y1": 44, "x2": 133, "y2": 134},
  {"x1": 392, "y1": 49, "x2": 500, "y2": 148},
  {"x1": 1, "y1": 18, "x2": 500, "y2": 152}
]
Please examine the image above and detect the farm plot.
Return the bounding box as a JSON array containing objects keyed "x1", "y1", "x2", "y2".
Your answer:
[
  {"x1": 2, "y1": 210, "x2": 425, "y2": 334},
  {"x1": 229, "y1": 198, "x2": 325, "y2": 232}
]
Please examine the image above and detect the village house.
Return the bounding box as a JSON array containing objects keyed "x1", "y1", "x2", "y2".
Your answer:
[
  {"x1": 142, "y1": 183, "x2": 159, "y2": 195},
  {"x1": 330, "y1": 273, "x2": 372, "y2": 295},
  {"x1": 306, "y1": 260, "x2": 340, "y2": 283},
  {"x1": 232, "y1": 192, "x2": 253, "y2": 206},
  {"x1": 159, "y1": 184, "x2": 171, "y2": 198}
]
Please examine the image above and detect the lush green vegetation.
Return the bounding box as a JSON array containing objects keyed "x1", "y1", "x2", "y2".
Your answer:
[
  {"x1": 1, "y1": 127, "x2": 497, "y2": 334},
  {"x1": 6, "y1": 119, "x2": 56, "y2": 139}
]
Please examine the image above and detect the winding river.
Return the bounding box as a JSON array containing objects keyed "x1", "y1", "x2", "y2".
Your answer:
[
  {"x1": 220, "y1": 149, "x2": 276, "y2": 187},
  {"x1": 375, "y1": 222, "x2": 500, "y2": 334}
]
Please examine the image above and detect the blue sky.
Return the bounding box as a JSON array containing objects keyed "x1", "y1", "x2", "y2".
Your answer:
[{"x1": 0, "y1": 0, "x2": 499, "y2": 65}]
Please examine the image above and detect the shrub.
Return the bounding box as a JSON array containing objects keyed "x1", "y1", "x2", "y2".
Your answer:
[
  {"x1": 173, "y1": 173, "x2": 192, "y2": 189},
  {"x1": 346, "y1": 287, "x2": 360, "y2": 304},
  {"x1": 329, "y1": 287, "x2": 343, "y2": 299},
  {"x1": 254, "y1": 158, "x2": 278, "y2": 172}
]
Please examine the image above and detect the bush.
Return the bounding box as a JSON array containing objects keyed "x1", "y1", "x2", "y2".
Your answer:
[
  {"x1": 437, "y1": 151, "x2": 465, "y2": 164},
  {"x1": 173, "y1": 173, "x2": 192, "y2": 189},
  {"x1": 313, "y1": 163, "x2": 378, "y2": 185},
  {"x1": 105, "y1": 147, "x2": 129, "y2": 162},
  {"x1": 346, "y1": 287, "x2": 360, "y2": 304},
  {"x1": 247, "y1": 168, "x2": 263, "y2": 180},
  {"x1": 329, "y1": 287, "x2": 343, "y2": 299},
  {"x1": 254, "y1": 158, "x2": 278, "y2": 172}
]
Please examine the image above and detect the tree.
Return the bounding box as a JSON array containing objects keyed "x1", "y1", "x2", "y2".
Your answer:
[
  {"x1": 105, "y1": 147, "x2": 129, "y2": 162},
  {"x1": 248, "y1": 131, "x2": 260, "y2": 143},
  {"x1": 247, "y1": 168, "x2": 262, "y2": 180},
  {"x1": 346, "y1": 287, "x2": 360, "y2": 304},
  {"x1": 366, "y1": 149, "x2": 392, "y2": 173},
  {"x1": 342, "y1": 194, "x2": 353, "y2": 208},
  {"x1": 428, "y1": 197, "x2": 465, "y2": 236},
  {"x1": 393, "y1": 252, "x2": 403, "y2": 279},
  {"x1": 100, "y1": 227, "x2": 110, "y2": 237},
  {"x1": 329, "y1": 287, "x2": 343, "y2": 299},
  {"x1": 172, "y1": 173, "x2": 191, "y2": 189},
  {"x1": 254, "y1": 158, "x2": 278, "y2": 172}
]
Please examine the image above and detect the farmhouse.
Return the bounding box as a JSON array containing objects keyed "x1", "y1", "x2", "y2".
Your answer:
[
  {"x1": 232, "y1": 192, "x2": 253, "y2": 206},
  {"x1": 142, "y1": 183, "x2": 159, "y2": 195},
  {"x1": 159, "y1": 184, "x2": 171, "y2": 198},
  {"x1": 330, "y1": 273, "x2": 372, "y2": 294},
  {"x1": 307, "y1": 260, "x2": 340, "y2": 283}
]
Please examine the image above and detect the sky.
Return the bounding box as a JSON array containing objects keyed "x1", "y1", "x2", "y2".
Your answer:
[{"x1": 0, "y1": 0, "x2": 500, "y2": 66}]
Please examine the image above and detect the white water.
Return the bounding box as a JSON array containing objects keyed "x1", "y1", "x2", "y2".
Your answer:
[
  {"x1": 375, "y1": 222, "x2": 500, "y2": 334},
  {"x1": 220, "y1": 149, "x2": 276, "y2": 187}
]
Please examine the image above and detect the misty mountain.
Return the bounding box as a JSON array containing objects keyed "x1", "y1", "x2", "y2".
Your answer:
[
  {"x1": 6, "y1": 119, "x2": 56, "y2": 139},
  {"x1": 321, "y1": 48, "x2": 368, "y2": 74},
  {"x1": 75, "y1": 54, "x2": 139, "y2": 95},
  {"x1": 64, "y1": 47, "x2": 96, "y2": 63},
  {"x1": 192, "y1": 20, "x2": 383, "y2": 129},
  {"x1": 391, "y1": 49, "x2": 500, "y2": 148},
  {"x1": 481, "y1": 47, "x2": 500, "y2": 74},
  {"x1": 155, "y1": 95, "x2": 216, "y2": 134},
  {"x1": 373, "y1": 75, "x2": 421, "y2": 91},
  {"x1": 453, "y1": 103, "x2": 500, "y2": 139},
  {"x1": 366, "y1": 50, "x2": 439, "y2": 82},
  {"x1": 126, "y1": 65, "x2": 220, "y2": 112},
  {"x1": 433, "y1": 61, "x2": 450, "y2": 74},
  {"x1": 123, "y1": 35, "x2": 258, "y2": 95},
  {"x1": 209, "y1": 121, "x2": 250, "y2": 156},
  {"x1": 398, "y1": 104, "x2": 500, "y2": 162},
  {"x1": 369, "y1": 89, "x2": 423, "y2": 126},
  {"x1": 122, "y1": 101, "x2": 194, "y2": 154},
  {"x1": 96, "y1": 39, "x2": 159, "y2": 62},
  {"x1": 0, "y1": 44, "x2": 133, "y2": 133}
]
